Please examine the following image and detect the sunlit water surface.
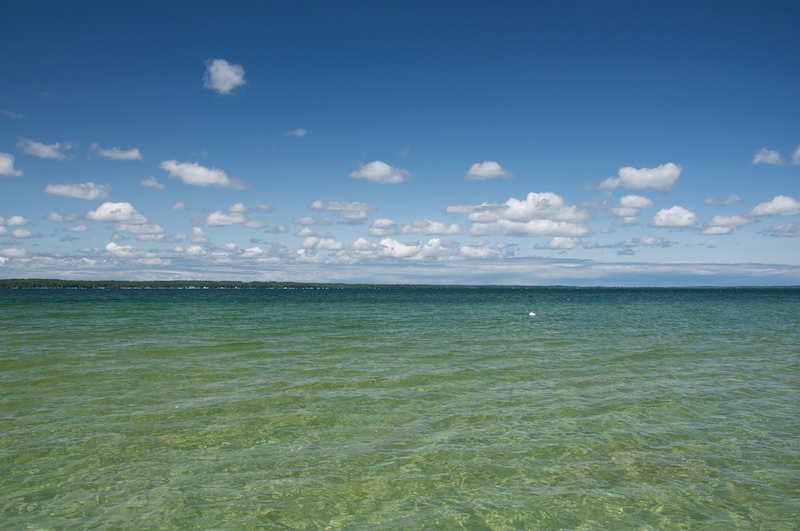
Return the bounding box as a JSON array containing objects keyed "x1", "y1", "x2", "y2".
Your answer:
[{"x1": 1, "y1": 287, "x2": 798, "y2": 529}]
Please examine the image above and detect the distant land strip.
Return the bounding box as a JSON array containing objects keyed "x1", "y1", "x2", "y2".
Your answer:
[
  {"x1": 0, "y1": 279, "x2": 796, "y2": 290},
  {"x1": 0, "y1": 278, "x2": 521, "y2": 290}
]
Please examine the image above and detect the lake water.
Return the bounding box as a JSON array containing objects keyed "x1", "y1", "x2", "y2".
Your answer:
[{"x1": 1, "y1": 287, "x2": 798, "y2": 529}]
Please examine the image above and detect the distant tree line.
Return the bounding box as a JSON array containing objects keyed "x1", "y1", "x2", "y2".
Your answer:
[
  {"x1": 0, "y1": 278, "x2": 502, "y2": 290},
  {"x1": 0, "y1": 278, "x2": 342, "y2": 289}
]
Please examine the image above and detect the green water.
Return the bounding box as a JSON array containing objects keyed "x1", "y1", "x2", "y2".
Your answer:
[{"x1": 1, "y1": 287, "x2": 798, "y2": 529}]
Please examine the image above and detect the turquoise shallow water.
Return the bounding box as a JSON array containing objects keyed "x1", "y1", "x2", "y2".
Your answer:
[{"x1": 1, "y1": 287, "x2": 798, "y2": 529}]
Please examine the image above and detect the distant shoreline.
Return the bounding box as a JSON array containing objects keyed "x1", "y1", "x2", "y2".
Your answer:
[{"x1": 0, "y1": 279, "x2": 796, "y2": 290}]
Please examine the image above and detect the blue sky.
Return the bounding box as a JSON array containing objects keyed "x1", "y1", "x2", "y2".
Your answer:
[{"x1": 2, "y1": 0, "x2": 798, "y2": 285}]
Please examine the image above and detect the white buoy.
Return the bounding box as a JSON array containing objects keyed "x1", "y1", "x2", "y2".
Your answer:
[{"x1": 529, "y1": 312, "x2": 536, "y2": 316}]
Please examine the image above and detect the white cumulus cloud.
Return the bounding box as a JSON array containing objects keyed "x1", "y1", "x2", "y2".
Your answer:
[
  {"x1": 286, "y1": 128, "x2": 307, "y2": 137},
  {"x1": 114, "y1": 223, "x2": 165, "y2": 235},
  {"x1": 0, "y1": 247, "x2": 27, "y2": 257},
  {"x1": 610, "y1": 194, "x2": 654, "y2": 224},
  {"x1": 190, "y1": 227, "x2": 208, "y2": 243},
  {"x1": 44, "y1": 182, "x2": 110, "y2": 201},
  {"x1": 466, "y1": 161, "x2": 511, "y2": 180},
  {"x1": 447, "y1": 191, "x2": 590, "y2": 238},
  {"x1": 622, "y1": 236, "x2": 669, "y2": 247},
  {"x1": 0, "y1": 153, "x2": 23, "y2": 176},
  {"x1": 203, "y1": 58, "x2": 247, "y2": 95},
  {"x1": 752, "y1": 148, "x2": 782, "y2": 165},
  {"x1": 86, "y1": 202, "x2": 148, "y2": 224},
  {"x1": 350, "y1": 161, "x2": 412, "y2": 184},
  {"x1": 141, "y1": 176, "x2": 164, "y2": 189},
  {"x1": 651, "y1": 206, "x2": 699, "y2": 228},
  {"x1": 160, "y1": 160, "x2": 246, "y2": 190},
  {"x1": 751, "y1": 195, "x2": 800, "y2": 216},
  {"x1": 311, "y1": 200, "x2": 375, "y2": 221},
  {"x1": 1, "y1": 215, "x2": 29, "y2": 226},
  {"x1": 369, "y1": 218, "x2": 396, "y2": 237},
  {"x1": 700, "y1": 215, "x2": 755, "y2": 235},
  {"x1": 599, "y1": 162, "x2": 681, "y2": 192},
  {"x1": 104, "y1": 242, "x2": 152, "y2": 259},
  {"x1": 91, "y1": 143, "x2": 143, "y2": 160},
  {"x1": 204, "y1": 211, "x2": 247, "y2": 226},
  {"x1": 379, "y1": 238, "x2": 422, "y2": 258},
  {"x1": 792, "y1": 145, "x2": 800, "y2": 165},
  {"x1": 401, "y1": 219, "x2": 462, "y2": 236},
  {"x1": 303, "y1": 237, "x2": 344, "y2": 251},
  {"x1": 539, "y1": 237, "x2": 580, "y2": 250},
  {"x1": 11, "y1": 229, "x2": 34, "y2": 239},
  {"x1": 18, "y1": 138, "x2": 73, "y2": 159},
  {"x1": 619, "y1": 194, "x2": 654, "y2": 209}
]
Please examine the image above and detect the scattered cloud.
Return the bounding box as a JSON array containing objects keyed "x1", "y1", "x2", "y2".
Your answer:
[
  {"x1": 45, "y1": 212, "x2": 79, "y2": 222},
  {"x1": 792, "y1": 146, "x2": 800, "y2": 165},
  {"x1": 112, "y1": 224, "x2": 166, "y2": 242},
  {"x1": 751, "y1": 195, "x2": 800, "y2": 216},
  {"x1": 466, "y1": 161, "x2": 511, "y2": 180},
  {"x1": 2, "y1": 110, "x2": 24, "y2": 120},
  {"x1": 266, "y1": 225, "x2": 289, "y2": 234},
  {"x1": 369, "y1": 218, "x2": 396, "y2": 237},
  {"x1": 203, "y1": 211, "x2": 247, "y2": 226},
  {"x1": 91, "y1": 143, "x2": 143, "y2": 160},
  {"x1": 199, "y1": 203, "x2": 263, "y2": 227},
  {"x1": 350, "y1": 161, "x2": 412, "y2": 184},
  {"x1": 303, "y1": 236, "x2": 344, "y2": 251},
  {"x1": 160, "y1": 160, "x2": 246, "y2": 190},
  {"x1": 598, "y1": 162, "x2": 681, "y2": 192},
  {"x1": 700, "y1": 215, "x2": 755, "y2": 235},
  {"x1": 311, "y1": 200, "x2": 375, "y2": 221},
  {"x1": 141, "y1": 176, "x2": 165, "y2": 189},
  {"x1": 447, "y1": 192, "x2": 590, "y2": 237},
  {"x1": 704, "y1": 194, "x2": 742, "y2": 205},
  {"x1": 286, "y1": 128, "x2": 307, "y2": 137},
  {"x1": 293, "y1": 216, "x2": 332, "y2": 226},
  {"x1": 752, "y1": 148, "x2": 782, "y2": 165},
  {"x1": 104, "y1": 241, "x2": 160, "y2": 260},
  {"x1": 18, "y1": 138, "x2": 73, "y2": 159},
  {"x1": 11, "y1": 229, "x2": 35, "y2": 239},
  {"x1": 767, "y1": 222, "x2": 800, "y2": 237},
  {"x1": 537, "y1": 237, "x2": 581, "y2": 250},
  {"x1": 203, "y1": 58, "x2": 247, "y2": 95},
  {"x1": 651, "y1": 205, "x2": 699, "y2": 228},
  {"x1": 0, "y1": 247, "x2": 27, "y2": 257},
  {"x1": 0, "y1": 153, "x2": 23, "y2": 176},
  {"x1": 0, "y1": 215, "x2": 29, "y2": 226},
  {"x1": 609, "y1": 194, "x2": 654, "y2": 224},
  {"x1": 401, "y1": 219, "x2": 462, "y2": 236},
  {"x1": 86, "y1": 202, "x2": 148, "y2": 224},
  {"x1": 190, "y1": 227, "x2": 208, "y2": 243},
  {"x1": 621, "y1": 236, "x2": 669, "y2": 247},
  {"x1": 44, "y1": 182, "x2": 110, "y2": 201}
]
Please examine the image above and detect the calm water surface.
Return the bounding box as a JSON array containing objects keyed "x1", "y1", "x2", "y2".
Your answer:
[{"x1": 1, "y1": 287, "x2": 798, "y2": 529}]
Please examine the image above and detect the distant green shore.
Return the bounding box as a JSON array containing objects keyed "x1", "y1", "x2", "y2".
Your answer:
[
  {"x1": 0, "y1": 278, "x2": 797, "y2": 290},
  {"x1": 0, "y1": 278, "x2": 511, "y2": 290}
]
